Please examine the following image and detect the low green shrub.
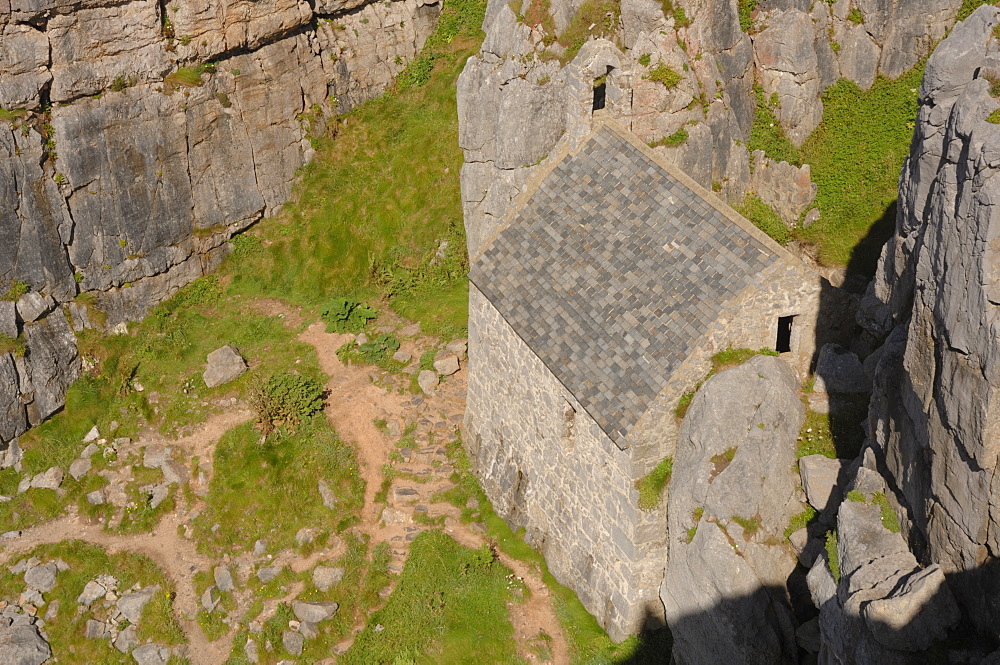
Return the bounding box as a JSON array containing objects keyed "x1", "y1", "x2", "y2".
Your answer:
[
  {"x1": 825, "y1": 530, "x2": 840, "y2": 582},
  {"x1": 846, "y1": 489, "x2": 866, "y2": 503},
  {"x1": 710, "y1": 346, "x2": 779, "y2": 372},
  {"x1": 249, "y1": 372, "x2": 325, "y2": 433},
  {"x1": 645, "y1": 63, "x2": 682, "y2": 88},
  {"x1": 738, "y1": 0, "x2": 757, "y2": 32},
  {"x1": 648, "y1": 128, "x2": 688, "y2": 148},
  {"x1": 320, "y1": 298, "x2": 377, "y2": 334},
  {"x1": 1, "y1": 280, "x2": 29, "y2": 301},
  {"x1": 335, "y1": 333, "x2": 402, "y2": 371},
  {"x1": 847, "y1": 8, "x2": 864, "y2": 23}
]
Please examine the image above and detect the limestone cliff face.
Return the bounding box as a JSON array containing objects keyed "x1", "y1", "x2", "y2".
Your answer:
[
  {"x1": 856, "y1": 4, "x2": 1000, "y2": 643},
  {"x1": 457, "y1": 0, "x2": 962, "y2": 259},
  {"x1": 0, "y1": 0, "x2": 439, "y2": 450}
]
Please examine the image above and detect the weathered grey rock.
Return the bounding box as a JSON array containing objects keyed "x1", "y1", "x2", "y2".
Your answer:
[
  {"x1": 203, "y1": 345, "x2": 248, "y2": 388},
  {"x1": 798, "y1": 454, "x2": 849, "y2": 512},
  {"x1": 117, "y1": 586, "x2": 159, "y2": 624},
  {"x1": 312, "y1": 566, "x2": 345, "y2": 592},
  {"x1": 795, "y1": 617, "x2": 820, "y2": 654},
  {"x1": 68, "y1": 457, "x2": 91, "y2": 481},
  {"x1": 417, "y1": 370, "x2": 439, "y2": 394},
  {"x1": 2, "y1": 530, "x2": 22, "y2": 540},
  {"x1": 291, "y1": 600, "x2": 338, "y2": 623},
  {"x1": 200, "y1": 586, "x2": 220, "y2": 612},
  {"x1": 30, "y1": 467, "x2": 62, "y2": 491},
  {"x1": 77, "y1": 580, "x2": 106, "y2": 606},
  {"x1": 160, "y1": 460, "x2": 189, "y2": 485},
  {"x1": 298, "y1": 620, "x2": 318, "y2": 640},
  {"x1": 662, "y1": 356, "x2": 803, "y2": 665},
  {"x1": 131, "y1": 644, "x2": 168, "y2": 665},
  {"x1": 86, "y1": 489, "x2": 105, "y2": 505},
  {"x1": 85, "y1": 619, "x2": 108, "y2": 639},
  {"x1": 21, "y1": 311, "x2": 81, "y2": 425},
  {"x1": 391, "y1": 350, "x2": 412, "y2": 364},
  {"x1": 433, "y1": 352, "x2": 460, "y2": 376},
  {"x1": 253, "y1": 540, "x2": 267, "y2": 557},
  {"x1": 214, "y1": 567, "x2": 235, "y2": 593},
  {"x1": 142, "y1": 445, "x2": 170, "y2": 469},
  {"x1": 114, "y1": 625, "x2": 138, "y2": 653},
  {"x1": 0, "y1": 302, "x2": 17, "y2": 338},
  {"x1": 83, "y1": 427, "x2": 100, "y2": 444},
  {"x1": 0, "y1": 622, "x2": 51, "y2": 665},
  {"x1": 43, "y1": 600, "x2": 59, "y2": 623},
  {"x1": 23, "y1": 563, "x2": 57, "y2": 593},
  {"x1": 244, "y1": 638, "x2": 259, "y2": 663},
  {"x1": 15, "y1": 293, "x2": 53, "y2": 325},
  {"x1": 813, "y1": 343, "x2": 869, "y2": 394},
  {"x1": 445, "y1": 338, "x2": 468, "y2": 359},
  {"x1": 317, "y1": 479, "x2": 337, "y2": 509},
  {"x1": 143, "y1": 483, "x2": 169, "y2": 509},
  {"x1": 282, "y1": 630, "x2": 303, "y2": 656},
  {"x1": 294, "y1": 528, "x2": 316, "y2": 546},
  {"x1": 257, "y1": 566, "x2": 282, "y2": 584},
  {"x1": 0, "y1": 440, "x2": 22, "y2": 472}
]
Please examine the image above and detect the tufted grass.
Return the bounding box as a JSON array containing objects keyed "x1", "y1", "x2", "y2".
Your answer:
[
  {"x1": 734, "y1": 196, "x2": 792, "y2": 245},
  {"x1": 222, "y1": 2, "x2": 479, "y2": 338},
  {"x1": 637, "y1": 457, "x2": 674, "y2": 510},
  {"x1": 191, "y1": 420, "x2": 364, "y2": 556}
]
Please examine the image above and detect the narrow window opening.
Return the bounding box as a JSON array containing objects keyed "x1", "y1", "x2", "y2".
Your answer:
[
  {"x1": 562, "y1": 401, "x2": 576, "y2": 453},
  {"x1": 592, "y1": 66, "x2": 613, "y2": 112},
  {"x1": 776, "y1": 315, "x2": 795, "y2": 353}
]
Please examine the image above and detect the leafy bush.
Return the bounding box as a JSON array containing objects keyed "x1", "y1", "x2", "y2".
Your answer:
[
  {"x1": 847, "y1": 8, "x2": 864, "y2": 24},
  {"x1": 645, "y1": 63, "x2": 682, "y2": 88},
  {"x1": 336, "y1": 334, "x2": 402, "y2": 371},
  {"x1": 320, "y1": 298, "x2": 377, "y2": 334},
  {"x1": 250, "y1": 373, "x2": 325, "y2": 433},
  {"x1": 637, "y1": 457, "x2": 673, "y2": 510}
]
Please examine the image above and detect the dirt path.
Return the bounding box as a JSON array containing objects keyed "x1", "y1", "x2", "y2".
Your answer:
[
  {"x1": 1, "y1": 313, "x2": 569, "y2": 664},
  {"x1": 298, "y1": 321, "x2": 570, "y2": 664}
]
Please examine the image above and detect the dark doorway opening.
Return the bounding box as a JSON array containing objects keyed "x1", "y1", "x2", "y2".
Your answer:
[
  {"x1": 593, "y1": 66, "x2": 613, "y2": 112},
  {"x1": 776, "y1": 316, "x2": 794, "y2": 353}
]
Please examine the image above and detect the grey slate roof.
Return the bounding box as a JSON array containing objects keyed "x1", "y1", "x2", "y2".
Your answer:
[{"x1": 470, "y1": 126, "x2": 781, "y2": 445}]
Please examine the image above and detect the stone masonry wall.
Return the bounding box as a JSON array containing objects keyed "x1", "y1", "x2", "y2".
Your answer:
[
  {"x1": 0, "y1": 0, "x2": 439, "y2": 449},
  {"x1": 464, "y1": 284, "x2": 667, "y2": 641}
]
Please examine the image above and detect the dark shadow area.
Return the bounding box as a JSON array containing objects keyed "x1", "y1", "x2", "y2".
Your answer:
[{"x1": 845, "y1": 201, "x2": 898, "y2": 289}]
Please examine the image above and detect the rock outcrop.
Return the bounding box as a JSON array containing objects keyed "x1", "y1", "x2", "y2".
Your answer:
[
  {"x1": 0, "y1": 0, "x2": 440, "y2": 447},
  {"x1": 457, "y1": 0, "x2": 964, "y2": 259},
  {"x1": 662, "y1": 355, "x2": 803, "y2": 665},
  {"x1": 822, "y1": 5, "x2": 1000, "y2": 659}
]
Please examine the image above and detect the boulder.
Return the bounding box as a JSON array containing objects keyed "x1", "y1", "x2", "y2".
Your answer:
[
  {"x1": 202, "y1": 345, "x2": 247, "y2": 388},
  {"x1": 80, "y1": 442, "x2": 99, "y2": 459},
  {"x1": 30, "y1": 467, "x2": 62, "y2": 490},
  {"x1": 391, "y1": 350, "x2": 412, "y2": 364},
  {"x1": 214, "y1": 567, "x2": 234, "y2": 593},
  {"x1": 433, "y1": 351, "x2": 460, "y2": 376},
  {"x1": 0, "y1": 623, "x2": 51, "y2": 665},
  {"x1": 257, "y1": 566, "x2": 282, "y2": 584},
  {"x1": 117, "y1": 586, "x2": 159, "y2": 623},
  {"x1": 0, "y1": 440, "x2": 22, "y2": 471},
  {"x1": 15, "y1": 293, "x2": 53, "y2": 324},
  {"x1": 445, "y1": 338, "x2": 468, "y2": 359},
  {"x1": 282, "y1": 630, "x2": 304, "y2": 656},
  {"x1": 24, "y1": 563, "x2": 57, "y2": 593},
  {"x1": 68, "y1": 457, "x2": 91, "y2": 480},
  {"x1": 83, "y1": 426, "x2": 100, "y2": 443},
  {"x1": 86, "y1": 489, "x2": 106, "y2": 505},
  {"x1": 798, "y1": 454, "x2": 849, "y2": 512},
  {"x1": 160, "y1": 460, "x2": 189, "y2": 485},
  {"x1": 291, "y1": 600, "x2": 338, "y2": 623},
  {"x1": 312, "y1": 566, "x2": 345, "y2": 592},
  {"x1": 114, "y1": 625, "x2": 138, "y2": 653},
  {"x1": 131, "y1": 644, "x2": 169, "y2": 665},
  {"x1": 142, "y1": 444, "x2": 170, "y2": 469},
  {"x1": 662, "y1": 356, "x2": 804, "y2": 665},
  {"x1": 200, "y1": 586, "x2": 219, "y2": 612},
  {"x1": 253, "y1": 540, "x2": 267, "y2": 557},
  {"x1": 813, "y1": 344, "x2": 870, "y2": 394},
  {"x1": 417, "y1": 370, "x2": 439, "y2": 394},
  {"x1": 77, "y1": 580, "x2": 106, "y2": 606},
  {"x1": 85, "y1": 619, "x2": 109, "y2": 639},
  {"x1": 244, "y1": 638, "x2": 259, "y2": 663}
]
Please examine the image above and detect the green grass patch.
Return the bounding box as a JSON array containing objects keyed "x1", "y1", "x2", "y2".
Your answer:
[
  {"x1": 957, "y1": 0, "x2": 999, "y2": 21},
  {"x1": 674, "y1": 390, "x2": 695, "y2": 420},
  {"x1": 847, "y1": 489, "x2": 866, "y2": 503},
  {"x1": 734, "y1": 195, "x2": 792, "y2": 245},
  {"x1": 223, "y1": 22, "x2": 475, "y2": 338},
  {"x1": 798, "y1": 67, "x2": 924, "y2": 272},
  {"x1": 783, "y1": 504, "x2": 817, "y2": 540},
  {"x1": 336, "y1": 334, "x2": 404, "y2": 372},
  {"x1": 341, "y1": 530, "x2": 522, "y2": 664},
  {"x1": 193, "y1": 420, "x2": 364, "y2": 556},
  {"x1": 738, "y1": 0, "x2": 757, "y2": 32},
  {"x1": 730, "y1": 514, "x2": 761, "y2": 538},
  {"x1": 556, "y1": 0, "x2": 621, "y2": 63},
  {"x1": 636, "y1": 457, "x2": 673, "y2": 510},
  {"x1": 0, "y1": 334, "x2": 25, "y2": 357},
  {"x1": 0, "y1": 541, "x2": 184, "y2": 662},
  {"x1": 710, "y1": 347, "x2": 779, "y2": 372},
  {"x1": 645, "y1": 63, "x2": 682, "y2": 88},
  {"x1": 648, "y1": 128, "x2": 688, "y2": 148},
  {"x1": 872, "y1": 491, "x2": 901, "y2": 532},
  {"x1": 988, "y1": 109, "x2": 1000, "y2": 124},
  {"x1": 825, "y1": 530, "x2": 840, "y2": 583},
  {"x1": 397, "y1": 0, "x2": 486, "y2": 87},
  {"x1": 847, "y1": 7, "x2": 864, "y2": 23},
  {"x1": 796, "y1": 395, "x2": 868, "y2": 460},
  {"x1": 0, "y1": 108, "x2": 29, "y2": 124}
]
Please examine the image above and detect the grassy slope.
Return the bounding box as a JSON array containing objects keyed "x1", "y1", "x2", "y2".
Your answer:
[{"x1": 748, "y1": 67, "x2": 924, "y2": 274}]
